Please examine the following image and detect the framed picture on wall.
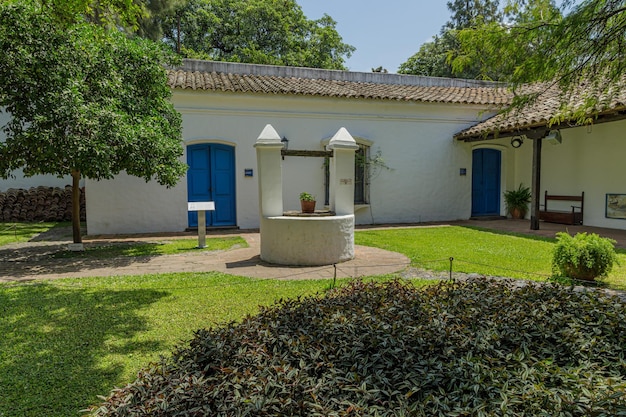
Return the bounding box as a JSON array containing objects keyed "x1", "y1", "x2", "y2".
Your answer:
[{"x1": 606, "y1": 194, "x2": 626, "y2": 219}]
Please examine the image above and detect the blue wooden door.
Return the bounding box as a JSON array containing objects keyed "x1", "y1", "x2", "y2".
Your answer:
[
  {"x1": 187, "y1": 144, "x2": 236, "y2": 227},
  {"x1": 472, "y1": 148, "x2": 501, "y2": 216}
]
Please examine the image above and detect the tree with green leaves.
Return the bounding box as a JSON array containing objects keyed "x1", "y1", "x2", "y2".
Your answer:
[
  {"x1": 445, "y1": 0, "x2": 501, "y2": 29},
  {"x1": 159, "y1": 0, "x2": 355, "y2": 69},
  {"x1": 134, "y1": 0, "x2": 187, "y2": 41},
  {"x1": 398, "y1": 32, "x2": 458, "y2": 77},
  {"x1": 450, "y1": 0, "x2": 562, "y2": 82},
  {"x1": 399, "y1": 0, "x2": 503, "y2": 78},
  {"x1": 0, "y1": 2, "x2": 187, "y2": 245},
  {"x1": 453, "y1": 0, "x2": 625, "y2": 114},
  {"x1": 0, "y1": 0, "x2": 145, "y2": 28},
  {"x1": 1, "y1": 0, "x2": 185, "y2": 37}
]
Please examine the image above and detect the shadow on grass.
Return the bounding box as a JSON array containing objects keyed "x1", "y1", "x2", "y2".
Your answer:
[
  {"x1": 460, "y1": 225, "x2": 558, "y2": 243},
  {"x1": 0, "y1": 242, "x2": 160, "y2": 280},
  {"x1": 0, "y1": 282, "x2": 169, "y2": 417},
  {"x1": 50, "y1": 241, "x2": 166, "y2": 259},
  {"x1": 28, "y1": 222, "x2": 83, "y2": 243},
  {"x1": 462, "y1": 225, "x2": 626, "y2": 257},
  {"x1": 1, "y1": 237, "x2": 247, "y2": 281},
  {"x1": 460, "y1": 225, "x2": 626, "y2": 289}
]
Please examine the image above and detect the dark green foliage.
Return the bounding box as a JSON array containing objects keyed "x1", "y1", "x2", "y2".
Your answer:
[
  {"x1": 453, "y1": 0, "x2": 625, "y2": 116},
  {"x1": 92, "y1": 279, "x2": 626, "y2": 416},
  {"x1": 553, "y1": 232, "x2": 619, "y2": 281},
  {"x1": 445, "y1": 0, "x2": 501, "y2": 30},
  {"x1": 9, "y1": 0, "x2": 144, "y2": 28},
  {"x1": 134, "y1": 0, "x2": 186, "y2": 41},
  {"x1": 0, "y1": 3, "x2": 185, "y2": 185},
  {"x1": 159, "y1": 0, "x2": 355, "y2": 69},
  {"x1": 398, "y1": 32, "x2": 458, "y2": 78},
  {"x1": 0, "y1": 2, "x2": 186, "y2": 242}
]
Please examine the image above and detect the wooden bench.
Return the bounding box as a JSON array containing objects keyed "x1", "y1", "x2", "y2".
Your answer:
[{"x1": 539, "y1": 191, "x2": 584, "y2": 225}]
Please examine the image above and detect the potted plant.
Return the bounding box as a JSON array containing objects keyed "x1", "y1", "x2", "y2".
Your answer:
[
  {"x1": 504, "y1": 183, "x2": 531, "y2": 219},
  {"x1": 299, "y1": 192, "x2": 316, "y2": 213},
  {"x1": 552, "y1": 232, "x2": 618, "y2": 281}
]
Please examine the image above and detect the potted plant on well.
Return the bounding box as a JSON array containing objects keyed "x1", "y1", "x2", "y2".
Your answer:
[
  {"x1": 299, "y1": 192, "x2": 316, "y2": 213},
  {"x1": 504, "y1": 183, "x2": 532, "y2": 219}
]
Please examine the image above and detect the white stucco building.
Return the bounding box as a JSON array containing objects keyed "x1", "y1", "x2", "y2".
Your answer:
[
  {"x1": 85, "y1": 60, "x2": 508, "y2": 235},
  {"x1": 3, "y1": 59, "x2": 625, "y2": 234}
]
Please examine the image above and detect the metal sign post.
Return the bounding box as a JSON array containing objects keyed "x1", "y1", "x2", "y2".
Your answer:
[{"x1": 187, "y1": 201, "x2": 215, "y2": 248}]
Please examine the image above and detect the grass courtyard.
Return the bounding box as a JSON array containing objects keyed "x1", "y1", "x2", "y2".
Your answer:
[
  {"x1": 0, "y1": 221, "x2": 63, "y2": 246},
  {"x1": 1, "y1": 223, "x2": 625, "y2": 416}
]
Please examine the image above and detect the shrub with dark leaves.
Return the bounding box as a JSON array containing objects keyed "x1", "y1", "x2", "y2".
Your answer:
[{"x1": 90, "y1": 279, "x2": 626, "y2": 416}]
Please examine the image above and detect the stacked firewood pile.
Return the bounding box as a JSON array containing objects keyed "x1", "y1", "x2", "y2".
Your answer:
[{"x1": 0, "y1": 185, "x2": 86, "y2": 222}]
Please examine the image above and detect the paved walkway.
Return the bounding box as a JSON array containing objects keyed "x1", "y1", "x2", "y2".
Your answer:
[{"x1": 0, "y1": 230, "x2": 410, "y2": 283}]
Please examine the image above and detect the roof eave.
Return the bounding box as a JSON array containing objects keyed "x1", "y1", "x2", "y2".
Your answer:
[{"x1": 456, "y1": 106, "x2": 626, "y2": 142}]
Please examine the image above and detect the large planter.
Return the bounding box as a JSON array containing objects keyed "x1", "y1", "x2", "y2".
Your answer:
[
  {"x1": 509, "y1": 207, "x2": 526, "y2": 219},
  {"x1": 300, "y1": 200, "x2": 316, "y2": 213},
  {"x1": 504, "y1": 184, "x2": 531, "y2": 220},
  {"x1": 562, "y1": 263, "x2": 598, "y2": 281}
]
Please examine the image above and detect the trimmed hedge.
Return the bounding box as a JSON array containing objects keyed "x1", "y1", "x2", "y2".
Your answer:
[{"x1": 90, "y1": 279, "x2": 626, "y2": 416}]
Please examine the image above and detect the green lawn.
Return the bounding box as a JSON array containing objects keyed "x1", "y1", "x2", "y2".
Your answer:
[
  {"x1": 0, "y1": 222, "x2": 61, "y2": 246},
  {"x1": 355, "y1": 225, "x2": 626, "y2": 290},
  {"x1": 0, "y1": 273, "x2": 343, "y2": 417}
]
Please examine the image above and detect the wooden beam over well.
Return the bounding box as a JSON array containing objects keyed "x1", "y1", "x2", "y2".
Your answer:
[{"x1": 281, "y1": 150, "x2": 333, "y2": 158}]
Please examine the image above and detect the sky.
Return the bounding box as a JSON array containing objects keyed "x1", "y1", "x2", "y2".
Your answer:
[{"x1": 297, "y1": 0, "x2": 451, "y2": 74}]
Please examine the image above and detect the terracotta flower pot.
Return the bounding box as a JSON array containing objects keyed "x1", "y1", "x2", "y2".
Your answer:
[
  {"x1": 510, "y1": 208, "x2": 522, "y2": 219},
  {"x1": 563, "y1": 263, "x2": 598, "y2": 281},
  {"x1": 300, "y1": 200, "x2": 316, "y2": 213}
]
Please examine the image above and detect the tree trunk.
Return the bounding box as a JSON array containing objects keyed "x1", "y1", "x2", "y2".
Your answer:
[{"x1": 71, "y1": 170, "x2": 82, "y2": 244}]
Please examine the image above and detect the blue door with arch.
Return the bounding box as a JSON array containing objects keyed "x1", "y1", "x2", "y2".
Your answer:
[
  {"x1": 471, "y1": 148, "x2": 501, "y2": 217},
  {"x1": 187, "y1": 143, "x2": 236, "y2": 227}
]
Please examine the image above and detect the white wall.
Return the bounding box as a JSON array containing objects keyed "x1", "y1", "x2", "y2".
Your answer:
[
  {"x1": 539, "y1": 119, "x2": 626, "y2": 229},
  {"x1": 0, "y1": 172, "x2": 75, "y2": 191},
  {"x1": 85, "y1": 173, "x2": 187, "y2": 235},
  {"x1": 86, "y1": 90, "x2": 494, "y2": 235},
  {"x1": 486, "y1": 119, "x2": 626, "y2": 229}
]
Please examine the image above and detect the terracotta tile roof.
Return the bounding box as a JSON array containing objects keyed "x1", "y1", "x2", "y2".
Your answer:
[
  {"x1": 455, "y1": 81, "x2": 626, "y2": 140},
  {"x1": 166, "y1": 60, "x2": 625, "y2": 139},
  {"x1": 167, "y1": 60, "x2": 511, "y2": 106}
]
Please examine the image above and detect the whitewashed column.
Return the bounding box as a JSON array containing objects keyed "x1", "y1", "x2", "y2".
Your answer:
[
  {"x1": 254, "y1": 124, "x2": 284, "y2": 217},
  {"x1": 327, "y1": 127, "x2": 359, "y2": 216}
]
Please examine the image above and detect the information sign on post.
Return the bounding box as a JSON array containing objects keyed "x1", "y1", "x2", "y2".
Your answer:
[{"x1": 187, "y1": 201, "x2": 215, "y2": 248}]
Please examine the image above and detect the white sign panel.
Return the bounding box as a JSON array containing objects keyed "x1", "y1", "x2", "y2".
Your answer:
[{"x1": 187, "y1": 201, "x2": 215, "y2": 211}]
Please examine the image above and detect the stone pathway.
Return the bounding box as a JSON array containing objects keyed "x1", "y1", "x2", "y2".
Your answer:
[{"x1": 0, "y1": 231, "x2": 410, "y2": 283}]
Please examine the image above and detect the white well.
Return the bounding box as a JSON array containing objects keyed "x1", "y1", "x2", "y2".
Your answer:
[
  {"x1": 255, "y1": 125, "x2": 359, "y2": 265},
  {"x1": 259, "y1": 215, "x2": 354, "y2": 265}
]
